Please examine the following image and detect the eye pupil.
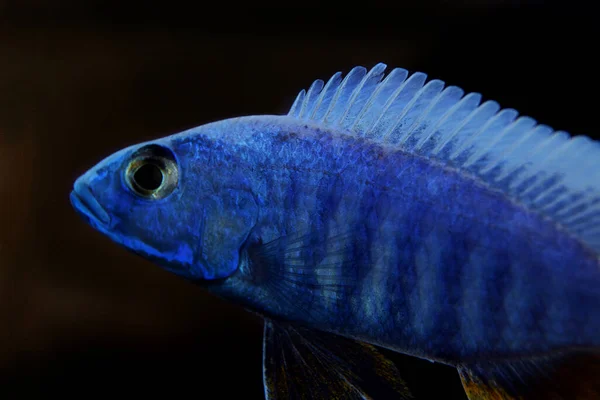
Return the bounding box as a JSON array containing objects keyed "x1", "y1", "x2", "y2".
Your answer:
[{"x1": 133, "y1": 163, "x2": 163, "y2": 191}]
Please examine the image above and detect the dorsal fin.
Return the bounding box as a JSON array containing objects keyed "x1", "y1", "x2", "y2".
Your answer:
[{"x1": 288, "y1": 63, "x2": 600, "y2": 255}]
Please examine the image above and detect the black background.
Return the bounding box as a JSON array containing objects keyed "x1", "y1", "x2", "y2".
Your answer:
[{"x1": 1, "y1": 2, "x2": 598, "y2": 399}]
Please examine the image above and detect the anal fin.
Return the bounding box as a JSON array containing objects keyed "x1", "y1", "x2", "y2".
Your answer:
[{"x1": 458, "y1": 351, "x2": 600, "y2": 399}]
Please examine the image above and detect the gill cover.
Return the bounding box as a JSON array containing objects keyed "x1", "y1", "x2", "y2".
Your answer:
[{"x1": 197, "y1": 188, "x2": 258, "y2": 279}]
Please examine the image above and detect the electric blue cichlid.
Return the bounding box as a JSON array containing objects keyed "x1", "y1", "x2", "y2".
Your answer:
[{"x1": 71, "y1": 63, "x2": 600, "y2": 399}]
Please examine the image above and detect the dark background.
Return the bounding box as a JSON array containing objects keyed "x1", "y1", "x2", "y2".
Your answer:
[{"x1": 1, "y1": 2, "x2": 598, "y2": 399}]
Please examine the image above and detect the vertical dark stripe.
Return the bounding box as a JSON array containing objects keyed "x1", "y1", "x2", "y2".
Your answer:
[
  {"x1": 481, "y1": 244, "x2": 511, "y2": 353},
  {"x1": 431, "y1": 219, "x2": 465, "y2": 358}
]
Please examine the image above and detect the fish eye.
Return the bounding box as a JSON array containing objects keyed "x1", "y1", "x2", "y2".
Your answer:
[
  {"x1": 133, "y1": 162, "x2": 163, "y2": 190},
  {"x1": 125, "y1": 144, "x2": 179, "y2": 200}
]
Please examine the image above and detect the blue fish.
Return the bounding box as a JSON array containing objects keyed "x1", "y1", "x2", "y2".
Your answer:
[{"x1": 71, "y1": 63, "x2": 600, "y2": 399}]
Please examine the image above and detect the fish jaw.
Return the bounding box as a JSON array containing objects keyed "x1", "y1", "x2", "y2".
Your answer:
[{"x1": 70, "y1": 178, "x2": 111, "y2": 229}]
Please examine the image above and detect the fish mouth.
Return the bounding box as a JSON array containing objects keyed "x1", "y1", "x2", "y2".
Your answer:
[{"x1": 70, "y1": 182, "x2": 111, "y2": 226}]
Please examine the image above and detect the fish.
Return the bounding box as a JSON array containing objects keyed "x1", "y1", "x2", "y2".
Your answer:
[{"x1": 70, "y1": 63, "x2": 600, "y2": 399}]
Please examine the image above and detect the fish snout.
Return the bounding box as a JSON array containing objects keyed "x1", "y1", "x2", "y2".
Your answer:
[{"x1": 70, "y1": 178, "x2": 111, "y2": 226}]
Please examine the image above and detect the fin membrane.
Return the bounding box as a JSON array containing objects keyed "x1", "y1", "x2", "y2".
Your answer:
[
  {"x1": 288, "y1": 63, "x2": 600, "y2": 256},
  {"x1": 458, "y1": 351, "x2": 600, "y2": 399},
  {"x1": 262, "y1": 319, "x2": 413, "y2": 399},
  {"x1": 248, "y1": 227, "x2": 371, "y2": 323}
]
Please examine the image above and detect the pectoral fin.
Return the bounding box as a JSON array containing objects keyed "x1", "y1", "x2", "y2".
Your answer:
[
  {"x1": 458, "y1": 351, "x2": 600, "y2": 399},
  {"x1": 262, "y1": 319, "x2": 413, "y2": 400}
]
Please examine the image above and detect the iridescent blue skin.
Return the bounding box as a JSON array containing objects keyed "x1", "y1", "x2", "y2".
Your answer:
[{"x1": 71, "y1": 115, "x2": 600, "y2": 365}]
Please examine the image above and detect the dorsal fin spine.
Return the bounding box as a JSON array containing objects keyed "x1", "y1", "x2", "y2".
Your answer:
[
  {"x1": 571, "y1": 214, "x2": 598, "y2": 233},
  {"x1": 519, "y1": 138, "x2": 583, "y2": 200},
  {"x1": 478, "y1": 117, "x2": 537, "y2": 175},
  {"x1": 409, "y1": 86, "x2": 465, "y2": 151},
  {"x1": 323, "y1": 67, "x2": 366, "y2": 124},
  {"x1": 499, "y1": 130, "x2": 558, "y2": 185},
  {"x1": 413, "y1": 91, "x2": 477, "y2": 152},
  {"x1": 350, "y1": 67, "x2": 406, "y2": 131},
  {"x1": 301, "y1": 79, "x2": 324, "y2": 119},
  {"x1": 450, "y1": 108, "x2": 515, "y2": 161},
  {"x1": 368, "y1": 73, "x2": 425, "y2": 137},
  {"x1": 567, "y1": 201, "x2": 600, "y2": 225},
  {"x1": 321, "y1": 71, "x2": 349, "y2": 123},
  {"x1": 432, "y1": 101, "x2": 499, "y2": 156},
  {"x1": 289, "y1": 89, "x2": 305, "y2": 117},
  {"x1": 398, "y1": 80, "x2": 448, "y2": 146},
  {"x1": 554, "y1": 175, "x2": 600, "y2": 215},
  {"x1": 507, "y1": 132, "x2": 569, "y2": 191},
  {"x1": 492, "y1": 125, "x2": 553, "y2": 182},
  {"x1": 557, "y1": 196, "x2": 596, "y2": 220},
  {"x1": 471, "y1": 116, "x2": 528, "y2": 171},
  {"x1": 312, "y1": 72, "x2": 342, "y2": 121},
  {"x1": 381, "y1": 79, "x2": 441, "y2": 143},
  {"x1": 339, "y1": 75, "x2": 368, "y2": 124},
  {"x1": 399, "y1": 87, "x2": 447, "y2": 146},
  {"x1": 339, "y1": 64, "x2": 386, "y2": 126},
  {"x1": 462, "y1": 110, "x2": 520, "y2": 168},
  {"x1": 540, "y1": 189, "x2": 579, "y2": 213}
]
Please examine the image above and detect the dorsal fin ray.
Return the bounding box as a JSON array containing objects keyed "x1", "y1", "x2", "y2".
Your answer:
[{"x1": 288, "y1": 62, "x2": 600, "y2": 255}]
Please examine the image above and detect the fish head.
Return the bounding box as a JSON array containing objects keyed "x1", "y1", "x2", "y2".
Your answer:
[{"x1": 70, "y1": 133, "x2": 259, "y2": 281}]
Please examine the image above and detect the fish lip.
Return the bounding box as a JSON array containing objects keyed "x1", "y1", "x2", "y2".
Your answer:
[{"x1": 70, "y1": 183, "x2": 111, "y2": 226}]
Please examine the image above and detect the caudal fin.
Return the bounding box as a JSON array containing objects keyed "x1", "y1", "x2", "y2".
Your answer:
[{"x1": 458, "y1": 351, "x2": 600, "y2": 399}]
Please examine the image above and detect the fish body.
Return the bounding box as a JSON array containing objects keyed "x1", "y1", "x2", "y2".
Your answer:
[
  {"x1": 195, "y1": 115, "x2": 600, "y2": 363},
  {"x1": 71, "y1": 64, "x2": 600, "y2": 399}
]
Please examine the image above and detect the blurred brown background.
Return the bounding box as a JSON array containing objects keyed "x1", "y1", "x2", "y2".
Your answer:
[{"x1": 1, "y1": 2, "x2": 598, "y2": 399}]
